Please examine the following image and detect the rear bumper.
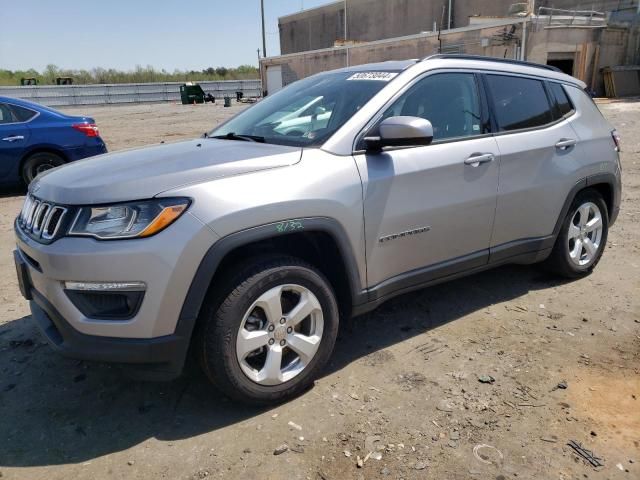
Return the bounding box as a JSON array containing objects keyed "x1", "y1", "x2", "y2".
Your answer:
[{"x1": 65, "y1": 141, "x2": 107, "y2": 161}]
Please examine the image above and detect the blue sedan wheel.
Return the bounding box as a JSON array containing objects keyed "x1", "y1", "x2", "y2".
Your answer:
[{"x1": 22, "y1": 152, "x2": 65, "y2": 184}]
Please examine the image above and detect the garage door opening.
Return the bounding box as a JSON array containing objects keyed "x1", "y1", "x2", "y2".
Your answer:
[
  {"x1": 547, "y1": 58, "x2": 575, "y2": 76},
  {"x1": 265, "y1": 66, "x2": 283, "y2": 97}
]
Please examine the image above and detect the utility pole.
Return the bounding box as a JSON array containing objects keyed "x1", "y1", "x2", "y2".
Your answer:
[
  {"x1": 344, "y1": 0, "x2": 348, "y2": 41},
  {"x1": 261, "y1": 0, "x2": 267, "y2": 58},
  {"x1": 521, "y1": 0, "x2": 535, "y2": 61},
  {"x1": 438, "y1": 4, "x2": 445, "y2": 52},
  {"x1": 344, "y1": 0, "x2": 349, "y2": 66}
]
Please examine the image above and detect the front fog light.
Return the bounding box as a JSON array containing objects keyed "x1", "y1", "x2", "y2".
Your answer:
[
  {"x1": 64, "y1": 281, "x2": 146, "y2": 320},
  {"x1": 64, "y1": 281, "x2": 146, "y2": 291}
]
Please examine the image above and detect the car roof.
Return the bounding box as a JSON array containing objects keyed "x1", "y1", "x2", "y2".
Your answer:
[
  {"x1": 420, "y1": 54, "x2": 585, "y2": 87},
  {"x1": 332, "y1": 55, "x2": 585, "y2": 88},
  {"x1": 0, "y1": 95, "x2": 42, "y2": 109},
  {"x1": 331, "y1": 60, "x2": 419, "y2": 74},
  {"x1": 0, "y1": 96, "x2": 65, "y2": 116}
]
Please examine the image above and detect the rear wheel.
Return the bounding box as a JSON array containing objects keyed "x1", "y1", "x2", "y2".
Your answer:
[
  {"x1": 545, "y1": 189, "x2": 608, "y2": 278},
  {"x1": 21, "y1": 152, "x2": 65, "y2": 184},
  {"x1": 197, "y1": 256, "x2": 339, "y2": 405}
]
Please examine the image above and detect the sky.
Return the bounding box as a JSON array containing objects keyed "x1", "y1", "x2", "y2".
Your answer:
[{"x1": 0, "y1": 0, "x2": 332, "y2": 72}]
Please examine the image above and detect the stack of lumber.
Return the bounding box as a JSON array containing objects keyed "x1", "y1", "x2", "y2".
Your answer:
[{"x1": 603, "y1": 66, "x2": 640, "y2": 97}]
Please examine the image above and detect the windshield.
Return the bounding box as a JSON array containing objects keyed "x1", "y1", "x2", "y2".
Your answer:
[{"x1": 208, "y1": 70, "x2": 399, "y2": 147}]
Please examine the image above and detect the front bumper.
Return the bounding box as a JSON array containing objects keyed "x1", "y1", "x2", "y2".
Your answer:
[
  {"x1": 30, "y1": 287, "x2": 186, "y2": 377},
  {"x1": 13, "y1": 211, "x2": 218, "y2": 377}
]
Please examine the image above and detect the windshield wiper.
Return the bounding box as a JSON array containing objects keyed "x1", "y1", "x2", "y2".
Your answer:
[{"x1": 210, "y1": 132, "x2": 265, "y2": 143}]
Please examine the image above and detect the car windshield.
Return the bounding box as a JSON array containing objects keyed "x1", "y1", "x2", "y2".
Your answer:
[{"x1": 208, "y1": 70, "x2": 400, "y2": 147}]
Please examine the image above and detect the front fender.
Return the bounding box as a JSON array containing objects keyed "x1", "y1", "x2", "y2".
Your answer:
[{"x1": 173, "y1": 216, "x2": 366, "y2": 343}]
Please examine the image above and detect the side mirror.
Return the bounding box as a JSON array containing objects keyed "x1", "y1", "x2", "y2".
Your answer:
[{"x1": 364, "y1": 116, "x2": 434, "y2": 151}]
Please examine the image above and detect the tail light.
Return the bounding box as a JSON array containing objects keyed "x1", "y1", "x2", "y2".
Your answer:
[
  {"x1": 72, "y1": 123, "x2": 100, "y2": 137},
  {"x1": 611, "y1": 129, "x2": 621, "y2": 152}
]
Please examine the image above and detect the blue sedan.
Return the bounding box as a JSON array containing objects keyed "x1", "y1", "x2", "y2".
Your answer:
[{"x1": 0, "y1": 96, "x2": 107, "y2": 185}]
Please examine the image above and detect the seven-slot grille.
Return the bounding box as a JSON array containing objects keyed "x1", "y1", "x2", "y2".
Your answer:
[{"x1": 18, "y1": 194, "x2": 68, "y2": 241}]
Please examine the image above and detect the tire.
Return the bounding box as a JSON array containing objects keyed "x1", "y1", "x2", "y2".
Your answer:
[
  {"x1": 21, "y1": 152, "x2": 65, "y2": 184},
  {"x1": 196, "y1": 256, "x2": 339, "y2": 405},
  {"x1": 544, "y1": 189, "x2": 609, "y2": 278}
]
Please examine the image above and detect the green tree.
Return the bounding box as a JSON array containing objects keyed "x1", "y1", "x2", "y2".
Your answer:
[{"x1": 0, "y1": 64, "x2": 259, "y2": 86}]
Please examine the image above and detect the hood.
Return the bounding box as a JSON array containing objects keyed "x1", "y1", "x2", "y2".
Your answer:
[{"x1": 32, "y1": 139, "x2": 302, "y2": 205}]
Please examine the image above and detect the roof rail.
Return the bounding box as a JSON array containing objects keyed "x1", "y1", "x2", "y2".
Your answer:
[{"x1": 423, "y1": 54, "x2": 562, "y2": 73}]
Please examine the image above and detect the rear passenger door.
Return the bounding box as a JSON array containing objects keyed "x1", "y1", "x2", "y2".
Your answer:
[
  {"x1": 0, "y1": 103, "x2": 32, "y2": 180},
  {"x1": 485, "y1": 74, "x2": 582, "y2": 255}
]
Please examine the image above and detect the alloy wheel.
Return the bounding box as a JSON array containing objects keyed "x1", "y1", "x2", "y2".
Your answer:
[
  {"x1": 567, "y1": 201, "x2": 603, "y2": 267},
  {"x1": 235, "y1": 284, "x2": 324, "y2": 386},
  {"x1": 28, "y1": 162, "x2": 55, "y2": 182}
]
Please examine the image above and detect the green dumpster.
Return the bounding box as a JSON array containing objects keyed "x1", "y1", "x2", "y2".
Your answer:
[{"x1": 180, "y1": 83, "x2": 215, "y2": 105}]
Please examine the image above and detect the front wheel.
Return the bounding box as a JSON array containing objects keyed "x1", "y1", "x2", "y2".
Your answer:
[
  {"x1": 197, "y1": 256, "x2": 339, "y2": 405},
  {"x1": 544, "y1": 189, "x2": 609, "y2": 278}
]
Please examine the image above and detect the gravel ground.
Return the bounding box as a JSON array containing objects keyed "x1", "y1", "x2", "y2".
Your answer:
[{"x1": 0, "y1": 101, "x2": 638, "y2": 480}]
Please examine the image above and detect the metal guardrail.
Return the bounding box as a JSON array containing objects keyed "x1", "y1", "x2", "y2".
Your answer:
[
  {"x1": 0, "y1": 80, "x2": 262, "y2": 107},
  {"x1": 535, "y1": 7, "x2": 607, "y2": 27}
]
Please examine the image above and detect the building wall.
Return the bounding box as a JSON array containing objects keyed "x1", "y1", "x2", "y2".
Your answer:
[
  {"x1": 526, "y1": 24, "x2": 631, "y2": 93},
  {"x1": 279, "y1": 1, "x2": 345, "y2": 54},
  {"x1": 279, "y1": 0, "x2": 638, "y2": 55},
  {"x1": 345, "y1": 0, "x2": 447, "y2": 41},
  {"x1": 264, "y1": 17, "x2": 631, "y2": 96},
  {"x1": 537, "y1": 0, "x2": 637, "y2": 12},
  {"x1": 458, "y1": 0, "x2": 637, "y2": 23},
  {"x1": 265, "y1": 20, "x2": 523, "y2": 92}
]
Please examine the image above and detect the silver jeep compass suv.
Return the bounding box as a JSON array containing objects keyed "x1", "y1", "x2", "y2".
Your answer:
[{"x1": 14, "y1": 55, "x2": 622, "y2": 404}]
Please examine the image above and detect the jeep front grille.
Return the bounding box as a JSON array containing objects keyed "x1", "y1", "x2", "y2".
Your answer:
[{"x1": 18, "y1": 194, "x2": 68, "y2": 241}]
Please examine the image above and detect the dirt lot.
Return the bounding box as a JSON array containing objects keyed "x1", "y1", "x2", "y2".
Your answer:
[{"x1": 0, "y1": 101, "x2": 638, "y2": 480}]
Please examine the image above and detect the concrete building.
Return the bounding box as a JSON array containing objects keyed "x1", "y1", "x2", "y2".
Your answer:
[
  {"x1": 262, "y1": 0, "x2": 639, "y2": 97},
  {"x1": 279, "y1": 0, "x2": 638, "y2": 54}
]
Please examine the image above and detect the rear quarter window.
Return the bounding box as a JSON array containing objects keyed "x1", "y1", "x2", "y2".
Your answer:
[
  {"x1": 0, "y1": 104, "x2": 14, "y2": 124},
  {"x1": 10, "y1": 104, "x2": 38, "y2": 122},
  {"x1": 486, "y1": 75, "x2": 554, "y2": 131},
  {"x1": 548, "y1": 82, "x2": 575, "y2": 119}
]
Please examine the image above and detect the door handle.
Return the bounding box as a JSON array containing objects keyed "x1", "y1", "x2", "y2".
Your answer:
[
  {"x1": 464, "y1": 153, "x2": 495, "y2": 166},
  {"x1": 2, "y1": 135, "x2": 25, "y2": 142},
  {"x1": 555, "y1": 138, "x2": 577, "y2": 150}
]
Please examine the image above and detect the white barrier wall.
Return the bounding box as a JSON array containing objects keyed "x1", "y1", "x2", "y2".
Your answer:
[{"x1": 0, "y1": 80, "x2": 262, "y2": 107}]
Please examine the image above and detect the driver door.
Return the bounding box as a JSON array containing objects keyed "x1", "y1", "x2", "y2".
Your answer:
[{"x1": 354, "y1": 72, "x2": 500, "y2": 293}]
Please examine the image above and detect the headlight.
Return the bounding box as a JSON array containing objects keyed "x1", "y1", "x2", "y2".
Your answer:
[{"x1": 69, "y1": 198, "x2": 190, "y2": 240}]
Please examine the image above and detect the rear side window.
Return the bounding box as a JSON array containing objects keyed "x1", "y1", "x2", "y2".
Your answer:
[
  {"x1": 547, "y1": 82, "x2": 574, "y2": 119},
  {"x1": 0, "y1": 104, "x2": 14, "y2": 124},
  {"x1": 486, "y1": 75, "x2": 554, "y2": 131},
  {"x1": 10, "y1": 104, "x2": 37, "y2": 122}
]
